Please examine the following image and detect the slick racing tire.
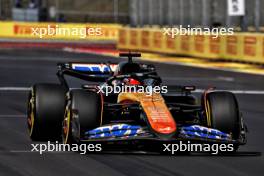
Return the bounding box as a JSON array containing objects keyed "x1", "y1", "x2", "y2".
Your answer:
[
  {"x1": 203, "y1": 91, "x2": 241, "y2": 140},
  {"x1": 62, "y1": 90, "x2": 102, "y2": 144},
  {"x1": 27, "y1": 84, "x2": 66, "y2": 141}
]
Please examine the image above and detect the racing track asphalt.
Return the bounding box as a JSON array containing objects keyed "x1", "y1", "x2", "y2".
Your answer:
[{"x1": 0, "y1": 48, "x2": 263, "y2": 176}]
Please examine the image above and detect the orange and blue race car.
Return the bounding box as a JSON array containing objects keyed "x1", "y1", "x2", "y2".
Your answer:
[{"x1": 27, "y1": 53, "x2": 247, "y2": 153}]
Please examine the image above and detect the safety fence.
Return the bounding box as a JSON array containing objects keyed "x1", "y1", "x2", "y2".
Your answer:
[{"x1": 117, "y1": 27, "x2": 264, "y2": 64}]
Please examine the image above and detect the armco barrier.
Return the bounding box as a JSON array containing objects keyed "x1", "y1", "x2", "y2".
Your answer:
[
  {"x1": 0, "y1": 21, "x2": 120, "y2": 41},
  {"x1": 117, "y1": 27, "x2": 264, "y2": 64}
]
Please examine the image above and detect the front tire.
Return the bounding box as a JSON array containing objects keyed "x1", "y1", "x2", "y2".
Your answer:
[
  {"x1": 27, "y1": 84, "x2": 66, "y2": 141},
  {"x1": 62, "y1": 90, "x2": 102, "y2": 144},
  {"x1": 203, "y1": 91, "x2": 241, "y2": 152},
  {"x1": 203, "y1": 91, "x2": 241, "y2": 138}
]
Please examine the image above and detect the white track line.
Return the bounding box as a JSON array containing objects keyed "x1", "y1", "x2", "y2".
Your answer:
[
  {"x1": 9, "y1": 151, "x2": 33, "y2": 153},
  {"x1": 0, "y1": 87, "x2": 264, "y2": 95},
  {"x1": 0, "y1": 115, "x2": 26, "y2": 118},
  {"x1": 194, "y1": 89, "x2": 264, "y2": 94},
  {"x1": 0, "y1": 87, "x2": 30, "y2": 91},
  {"x1": 163, "y1": 76, "x2": 235, "y2": 82}
]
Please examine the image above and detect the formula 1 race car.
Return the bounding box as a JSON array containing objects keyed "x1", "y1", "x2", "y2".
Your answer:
[{"x1": 27, "y1": 53, "x2": 247, "y2": 152}]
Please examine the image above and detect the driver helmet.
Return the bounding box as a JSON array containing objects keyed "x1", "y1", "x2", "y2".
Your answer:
[{"x1": 114, "y1": 62, "x2": 141, "y2": 75}]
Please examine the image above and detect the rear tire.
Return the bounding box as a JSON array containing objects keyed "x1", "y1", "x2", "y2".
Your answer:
[
  {"x1": 27, "y1": 84, "x2": 66, "y2": 141},
  {"x1": 62, "y1": 90, "x2": 102, "y2": 144}
]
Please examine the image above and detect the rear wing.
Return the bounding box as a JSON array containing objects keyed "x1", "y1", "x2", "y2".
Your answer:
[
  {"x1": 57, "y1": 62, "x2": 117, "y2": 88},
  {"x1": 71, "y1": 63, "x2": 118, "y2": 74},
  {"x1": 58, "y1": 62, "x2": 118, "y2": 74},
  {"x1": 56, "y1": 62, "x2": 156, "y2": 88}
]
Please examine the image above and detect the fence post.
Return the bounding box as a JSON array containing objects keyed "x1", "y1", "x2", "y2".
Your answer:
[
  {"x1": 202, "y1": 0, "x2": 209, "y2": 26},
  {"x1": 129, "y1": 0, "x2": 138, "y2": 27},
  {"x1": 0, "y1": 0, "x2": 2, "y2": 18},
  {"x1": 158, "y1": 0, "x2": 163, "y2": 26},
  {"x1": 180, "y1": 0, "x2": 184, "y2": 25},
  {"x1": 148, "y1": 0, "x2": 153, "y2": 25},
  {"x1": 114, "y1": 0, "x2": 118, "y2": 23},
  {"x1": 190, "y1": 0, "x2": 194, "y2": 26},
  {"x1": 254, "y1": 0, "x2": 260, "y2": 32},
  {"x1": 168, "y1": 0, "x2": 173, "y2": 25}
]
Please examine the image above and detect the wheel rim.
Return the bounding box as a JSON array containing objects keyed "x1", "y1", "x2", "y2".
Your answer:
[
  {"x1": 62, "y1": 107, "x2": 71, "y2": 144},
  {"x1": 27, "y1": 90, "x2": 35, "y2": 136}
]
